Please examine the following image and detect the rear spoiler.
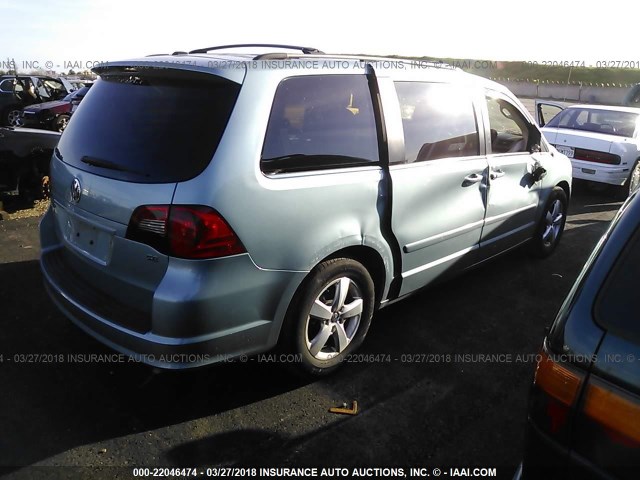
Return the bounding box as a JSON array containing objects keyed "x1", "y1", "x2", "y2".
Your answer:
[{"x1": 92, "y1": 58, "x2": 246, "y2": 84}]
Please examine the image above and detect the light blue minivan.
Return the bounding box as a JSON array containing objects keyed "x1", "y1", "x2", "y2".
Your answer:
[{"x1": 40, "y1": 45, "x2": 572, "y2": 375}]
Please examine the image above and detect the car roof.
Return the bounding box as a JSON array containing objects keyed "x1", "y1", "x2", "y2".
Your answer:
[
  {"x1": 0, "y1": 74, "x2": 63, "y2": 81},
  {"x1": 563, "y1": 104, "x2": 640, "y2": 114},
  {"x1": 93, "y1": 49, "x2": 508, "y2": 94}
]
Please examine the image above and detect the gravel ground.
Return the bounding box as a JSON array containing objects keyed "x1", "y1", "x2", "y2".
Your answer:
[{"x1": 0, "y1": 198, "x2": 49, "y2": 221}]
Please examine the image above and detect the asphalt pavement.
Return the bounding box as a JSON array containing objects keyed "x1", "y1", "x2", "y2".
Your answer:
[{"x1": 0, "y1": 182, "x2": 622, "y2": 479}]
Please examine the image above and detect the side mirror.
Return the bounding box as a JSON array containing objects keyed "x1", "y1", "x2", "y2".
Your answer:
[{"x1": 530, "y1": 144, "x2": 541, "y2": 154}]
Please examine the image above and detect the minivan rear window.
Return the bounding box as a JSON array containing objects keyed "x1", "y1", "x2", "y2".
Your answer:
[{"x1": 57, "y1": 71, "x2": 240, "y2": 183}]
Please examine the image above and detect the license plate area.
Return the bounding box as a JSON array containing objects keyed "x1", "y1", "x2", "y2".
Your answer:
[
  {"x1": 54, "y1": 202, "x2": 114, "y2": 265},
  {"x1": 581, "y1": 168, "x2": 596, "y2": 175},
  {"x1": 556, "y1": 145, "x2": 575, "y2": 158}
]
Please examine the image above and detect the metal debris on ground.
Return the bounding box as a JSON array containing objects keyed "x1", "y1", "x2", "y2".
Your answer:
[{"x1": 329, "y1": 400, "x2": 358, "y2": 415}]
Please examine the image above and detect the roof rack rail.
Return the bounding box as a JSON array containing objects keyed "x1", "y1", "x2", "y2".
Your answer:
[
  {"x1": 302, "y1": 54, "x2": 458, "y2": 69},
  {"x1": 246, "y1": 52, "x2": 458, "y2": 70},
  {"x1": 145, "y1": 51, "x2": 188, "y2": 57},
  {"x1": 188, "y1": 44, "x2": 324, "y2": 55}
]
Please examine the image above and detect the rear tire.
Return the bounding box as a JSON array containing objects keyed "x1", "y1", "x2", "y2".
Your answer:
[
  {"x1": 282, "y1": 258, "x2": 375, "y2": 376},
  {"x1": 615, "y1": 160, "x2": 640, "y2": 200},
  {"x1": 529, "y1": 187, "x2": 568, "y2": 258}
]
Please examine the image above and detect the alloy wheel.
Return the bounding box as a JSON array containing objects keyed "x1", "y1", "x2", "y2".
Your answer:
[
  {"x1": 7, "y1": 110, "x2": 23, "y2": 127},
  {"x1": 630, "y1": 163, "x2": 640, "y2": 195},
  {"x1": 305, "y1": 277, "x2": 363, "y2": 360},
  {"x1": 542, "y1": 199, "x2": 564, "y2": 247},
  {"x1": 57, "y1": 116, "x2": 69, "y2": 132}
]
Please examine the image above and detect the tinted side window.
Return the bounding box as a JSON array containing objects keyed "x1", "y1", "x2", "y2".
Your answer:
[
  {"x1": 486, "y1": 95, "x2": 531, "y2": 154},
  {"x1": 595, "y1": 225, "x2": 640, "y2": 344},
  {"x1": 395, "y1": 82, "x2": 479, "y2": 163},
  {"x1": 261, "y1": 75, "x2": 379, "y2": 174}
]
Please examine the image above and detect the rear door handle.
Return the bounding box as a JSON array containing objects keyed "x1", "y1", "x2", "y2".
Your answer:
[
  {"x1": 462, "y1": 173, "x2": 483, "y2": 186},
  {"x1": 490, "y1": 169, "x2": 505, "y2": 180}
]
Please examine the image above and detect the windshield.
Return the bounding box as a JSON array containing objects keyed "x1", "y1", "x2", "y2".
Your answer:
[
  {"x1": 57, "y1": 71, "x2": 240, "y2": 183},
  {"x1": 546, "y1": 107, "x2": 639, "y2": 138}
]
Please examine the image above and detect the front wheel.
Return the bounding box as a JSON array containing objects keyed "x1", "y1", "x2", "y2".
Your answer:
[
  {"x1": 3, "y1": 107, "x2": 23, "y2": 127},
  {"x1": 53, "y1": 114, "x2": 70, "y2": 132},
  {"x1": 529, "y1": 187, "x2": 568, "y2": 258},
  {"x1": 283, "y1": 258, "x2": 375, "y2": 376}
]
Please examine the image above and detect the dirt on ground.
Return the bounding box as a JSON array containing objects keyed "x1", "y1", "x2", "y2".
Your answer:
[{"x1": 0, "y1": 198, "x2": 49, "y2": 221}]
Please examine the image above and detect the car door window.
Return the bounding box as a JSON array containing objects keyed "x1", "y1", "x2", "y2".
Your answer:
[
  {"x1": 15, "y1": 79, "x2": 36, "y2": 103},
  {"x1": 485, "y1": 95, "x2": 532, "y2": 154},
  {"x1": 538, "y1": 104, "x2": 563, "y2": 127},
  {"x1": 395, "y1": 82, "x2": 479, "y2": 163},
  {"x1": 32, "y1": 78, "x2": 50, "y2": 100},
  {"x1": 261, "y1": 75, "x2": 379, "y2": 174},
  {"x1": 44, "y1": 79, "x2": 67, "y2": 99}
]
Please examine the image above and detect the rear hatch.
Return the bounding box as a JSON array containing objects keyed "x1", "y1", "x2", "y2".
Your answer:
[
  {"x1": 542, "y1": 121, "x2": 637, "y2": 165},
  {"x1": 571, "y1": 218, "x2": 640, "y2": 478},
  {"x1": 524, "y1": 194, "x2": 640, "y2": 476},
  {"x1": 543, "y1": 128, "x2": 616, "y2": 158},
  {"x1": 46, "y1": 64, "x2": 242, "y2": 332}
]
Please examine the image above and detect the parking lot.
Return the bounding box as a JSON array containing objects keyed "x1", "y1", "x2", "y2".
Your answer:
[{"x1": 0, "y1": 181, "x2": 621, "y2": 478}]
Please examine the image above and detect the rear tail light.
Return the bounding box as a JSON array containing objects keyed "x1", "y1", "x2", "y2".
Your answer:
[
  {"x1": 126, "y1": 205, "x2": 245, "y2": 259},
  {"x1": 535, "y1": 350, "x2": 583, "y2": 406},
  {"x1": 529, "y1": 349, "x2": 585, "y2": 442},
  {"x1": 582, "y1": 378, "x2": 640, "y2": 446},
  {"x1": 573, "y1": 148, "x2": 621, "y2": 165}
]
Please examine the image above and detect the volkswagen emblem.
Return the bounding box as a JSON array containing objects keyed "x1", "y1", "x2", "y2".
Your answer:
[{"x1": 70, "y1": 178, "x2": 82, "y2": 203}]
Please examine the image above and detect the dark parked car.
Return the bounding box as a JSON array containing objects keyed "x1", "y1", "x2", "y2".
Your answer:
[
  {"x1": 21, "y1": 85, "x2": 92, "y2": 132},
  {"x1": 517, "y1": 189, "x2": 640, "y2": 479},
  {"x1": 0, "y1": 75, "x2": 72, "y2": 127},
  {"x1": 0, "y1": 126, "x2": 60, "y2": 198}
]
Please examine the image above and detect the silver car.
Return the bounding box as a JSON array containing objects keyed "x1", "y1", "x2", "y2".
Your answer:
[{"x1": 40, "y1": 44, "x2": 572, "y2": 375}]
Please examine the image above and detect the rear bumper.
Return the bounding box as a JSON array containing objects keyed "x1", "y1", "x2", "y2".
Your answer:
[
  {"x1": 39, "y1": 207, "x2": 307, "y2": 369},
  {"x1": 521, "y1": 418, "x2": 614, "y2": 480},
  {"x1": 571, "y1": 160, "x2": 629, "y2": 186}
]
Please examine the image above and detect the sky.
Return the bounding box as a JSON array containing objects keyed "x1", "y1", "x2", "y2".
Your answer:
[{"x1": 0, "y1": 0, "x2": 638, "y2": 72}]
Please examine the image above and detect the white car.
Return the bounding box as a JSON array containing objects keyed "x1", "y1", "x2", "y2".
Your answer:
[{"x1": 536, "y1": 101, "x2": 640, "y2": 197}]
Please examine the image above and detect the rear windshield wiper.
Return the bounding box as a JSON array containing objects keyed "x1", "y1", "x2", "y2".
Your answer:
[{"x1": 81, "y1": 156, "x2": 147, "y2": 176}]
